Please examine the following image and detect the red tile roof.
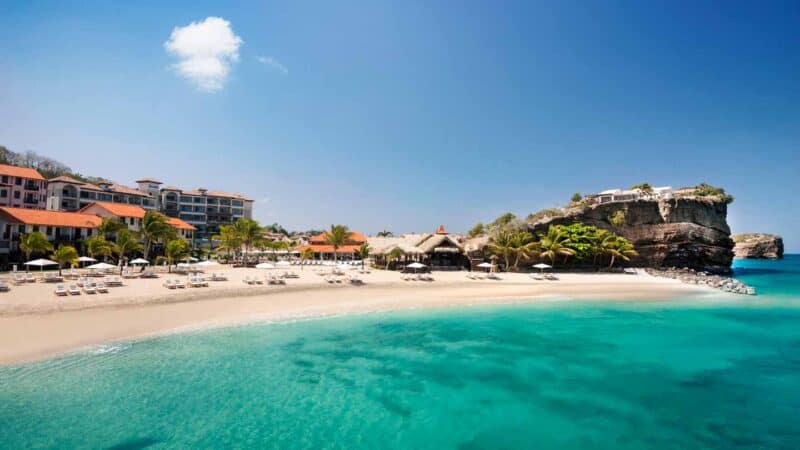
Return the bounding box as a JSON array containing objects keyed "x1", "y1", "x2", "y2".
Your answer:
[
  {"x1": 80, "y1": 201, "x2": 146, "y2": 218},
  {"x1": 0, "y1": 164, "x2": 46, "y2": 181},
  {"x1": 48, "y1": 175, "x2": 85, "y2": 184},
  {"x1": 309, "y1": 231, "x2": 367, "y2": 245},
  {"x1": 167, "y1": 217, "x2": 196, "y2": 231},
  {"x1": 135, "y1": 178, "x2": 162, "y2": 184},
  {"x1": 0, "y1": 207, "x2": 101, "y2": 228}
]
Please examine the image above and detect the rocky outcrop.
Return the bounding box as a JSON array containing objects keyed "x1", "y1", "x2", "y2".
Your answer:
[
  {"x1": 732, "y1": 233, "x2": 784, "y2": 259},
  {"x1": 528, "y1": 198, "x2": 734, "y2": 274}
]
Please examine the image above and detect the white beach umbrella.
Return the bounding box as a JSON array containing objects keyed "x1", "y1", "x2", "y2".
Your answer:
[
  {"x1": 533, "y1": 263, "x2": 552, "y2": 273},
  {"x1": 77, "y1": 256, "x2": 97, "y2": 263},
  {"x1": 86, "y1": 262, "x2": 117, "y2": 270},
  {"x1": 185, "y1": 256, "x2": 199, "y2": 262},
  {"x1": 130, "y1": 258, "x2": 150, "y2": 265},
  {"x1": 196, "y1": 260, "x2": 219, "y2": 267},
  {"x1": 406, "y1": 262, "x2": 426, "y2": 274},
  {"x1": 336, "y1": 264, "x2": 355, "y2": 271},
  {"x1": 276, "y1": 261, "x2": 291, "y2": 267},
  {"x1": 255, "y1": 262, "x2": 275, "y2": 269},
  {"x1": 476, "y1": 262, "x2": 493, "y2": 268},
  {"x1": 24, "y1": 258, "x2": 59, "y2": 271}
]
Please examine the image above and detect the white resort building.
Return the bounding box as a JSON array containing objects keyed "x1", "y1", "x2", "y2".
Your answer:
[{"x1": 589, "y1": 186, "x2": 673, "y2": 204}]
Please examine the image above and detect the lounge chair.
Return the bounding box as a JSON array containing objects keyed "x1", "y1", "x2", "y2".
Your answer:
[
  {"x1": 545, "y1": 274, "x2": 559, "y2": 281},
  {"x1": 96, "y1": 282, "x2": 109, "y2": 293},
  {"x1": 141, "y1": 270, "x2": 157, "y2": 278},
  {"x1": 54, "y1": 284, "x2": 67, "y2": 296},
  {"x1": 487, "y1": 273, "x2": 501, "y2": 280},
  {"x1": 12, "y1": 273, "x2": 26, "y2": 285},
  {"x1": 67, "y1": 284, "x2": 80, "y2": 295},
  {"x1": 106, "y1": 276, "x2": 123, "y2": 286},
  {"x1": 0, "y1": 280, "x2": 9, "y2": 292},
  {"x1": 325, "y1": 275, "x2": 336, "y2": 284},
  {"x1": 25, "y1": 273, "x2": 36, "y2": 283},
  {"x1": 243, "y1": 276, "x2": 253, "y2": 285},
  {"x1": 163, "y1": 279, "x2": 175, "y2": 289},
  {"x1": 83, "y1": 282, "x2": 96, "y2": 294}
]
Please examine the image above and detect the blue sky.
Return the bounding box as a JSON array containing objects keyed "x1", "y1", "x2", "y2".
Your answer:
[{"x1": 1, "y1": 1, "x2": 798, "y2": 249}]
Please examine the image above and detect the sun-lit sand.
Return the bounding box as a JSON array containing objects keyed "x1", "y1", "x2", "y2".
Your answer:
[{"x1": 0, "y1": 265, "x2": 716, "y2": 365}]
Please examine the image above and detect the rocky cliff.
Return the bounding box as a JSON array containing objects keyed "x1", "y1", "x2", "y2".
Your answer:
[
  {"x1": 732, "y1": 233, "x2": 784, "y2": 259},
  {"x1": 528, "y1": 198, "x2": 734, "y2": 274}
]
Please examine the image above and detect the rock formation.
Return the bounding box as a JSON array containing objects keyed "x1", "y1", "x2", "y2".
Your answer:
[
  {"x1": 528, "y1": 197, "x2": 734, "y2": 274},
  {"x1": 732, "y1": 233, "x2": 784, "y2": 259}
]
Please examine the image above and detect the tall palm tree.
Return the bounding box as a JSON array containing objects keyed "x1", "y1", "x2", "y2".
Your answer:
[
  {"x1": 232, "y1": 219, "x2": 263, "y2": 263},
  {"x1": 18, "y1": 232, "x2": 53, "y2": 262},
  {"x1": 324, "y1": 224, "x2": 352, "y2": 262},
  {"x1": 602, "y1": 235, "x2": 639, "y2": 268},
  {"x1": 300, "y1": 247, "x2": 315, "y2": 270},
  {"x1": 386, "y1": 247, "x2": 405, "y2": 270},
  {"x1": 113, "y1": 229, "x2": 143, "y2": 266},
  {"x1": 50, "y1": 245, "x2": 78, "y2": 276},
  {"x1": 510, "y1": 231, "x2": 539, "y2": 271},
  {"x1": 537, "y1": 226, "x2": 575, "y2": 266},
  {"x1": 85, "y1": 235, "x2": 113, "y2": 261},
  {"x1": 98, "y1": 218, "x2": 125, "y2": 240},
  {"x1": 357, "y1": 243, "x2": 370, "y2": 269},
  {"x1": 165, "y1": 239, "x2": 189, "y2": 273},
  {"x1": 141, "y1": 211, "x2": 175, "y2": 260},
  {"x1": 487, "y1": 229, "x2": 516, "y2": 270},
  {"x1": 212, "y1": 225, "x2": 242, "y2": 261}
]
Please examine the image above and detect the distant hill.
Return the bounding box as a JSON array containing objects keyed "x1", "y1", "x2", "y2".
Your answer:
[{"x1": 0, "y1": 145, "x2": 106, "y2": 184}]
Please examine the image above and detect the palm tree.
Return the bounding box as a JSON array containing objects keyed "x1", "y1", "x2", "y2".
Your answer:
[
  {"x1": 165, "y1": 239, "x2": 190, "y2": 272},
  {"x1": 50, "y1": 245, "x2": 78, "y2": 276},
  {"x1": 85, "y1": 235, "x2": 113, "y2": 261},
  {"x1": 18, "y1": 232, "x2": 53, "y2": 262},
  {"x1": 511, "y1": 231, "x2": 539, "y2": 271},
  {"x1": 357, "y1": 243, "x2": 370, "y2": 269},
  {"x1": 537, "y1": 226, "x2": 575, "y2": 265},
  {"x1": 98, "y1": 218, "x2": 125, "y2": 240},
  {"x1": 324, "y1": 224, "x2": 352, "y2": 262},
  {"x1": 386, "y1": 247, "x2": 405, "y2": 270},
  {"x1": 487, "y1": 229, "x2": 516, "y2": 270},
  {"x1": 233, "y1": 219, "x2": 263, "y2": 264},
  {"x1": 113, "y1": 229, "x2": 143, "y2": 266},
  {"x1": 376, "y1": 230, "x2": 393, "y2": 237},
  {"x1": 300, "y1": 247, "x2": 315, "y2": 270},
  {"x1": 602, "y1": 235, "x2": 639, "y2": 268},
  {"x1": 212, "y1": 225, "x2": 242, "y2": 261},
  {"x1": 141, "y1": 211, "x2": 175, "y2": 260}
]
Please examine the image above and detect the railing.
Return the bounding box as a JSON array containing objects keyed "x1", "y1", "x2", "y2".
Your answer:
[{"x1": 24, "y1": 183, "x2": 40, "y2": 191}]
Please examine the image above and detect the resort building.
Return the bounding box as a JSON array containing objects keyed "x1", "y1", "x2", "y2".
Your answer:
[
  {"x1": 294, "y1": 230, "x2": 368, "y2": 260},
  {"x1": 0, "y1": 207, "x2": 102, "y2": 258},
  {"x1": 587, "y1": 186, "x2": 673, "y2": 204},
  {"x1": 46, "y1": 176, "x2": 157, "y2": 212},
  {"x1": 46, "y1": 177, "x2": 251, "y2": 241},
  {"x1": 0, "y1": 164, "x2": 47, "y2": 209},
  {"x1": 368, "y1": 225, "x2": 468, "y2": 270},
  {"x1": 79, "y1": 202, "x2": 196, "y2": 240}
]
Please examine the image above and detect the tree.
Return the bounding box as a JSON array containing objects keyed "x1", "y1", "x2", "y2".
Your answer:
[
  {"x1": 537, "y1": 226, "x2": 575, "y2": 265},
  {"x1": 386, "y1": 247, "x2": 405, "y2": 270},
  {"x1": 212, "y1": 225, "x2": 242, "y2": 260},
  {"x1": 300, "y1": 248, "x2": 315, "y2": 270},
  {"x1": 510, "y1": 231, "x2": 539, "y2": 270},
  {"x1": 601, "y1": 235, "x2": 639, "y2": 268},
  {"x1": 98, "y1": 218, "x2": 125, "y2": 240},
  {"x1": 630, "y1": 183, "x2": 653, "y2": 193},
  {"x1": 18, "y1": 232, "x2": 53, "y2": 262},
  {"x1": 609, "y1": 210, "x2": 626, "y2": 227},
  {"x1": 233, "y1": 219, "x2": 264, "y2": 263},
  {"x1": 490, "y1": 212, "x2": 517, "y2": 231},
  {"x1": 85, "y1": 235, "x2": 113, "y2": 261},
  {"x1": 487, "y1": 229, "x2": 516, "y2": 270},
  {"x1": 376, "y1": 230, "x2": 393, "y2": 237},
  {"x1": 324, "y1": 224, "x2": 352, "y2": 262},
  {"x1": 50, "y1": 245, "x2": 78, "y2": 275},
  {"x1": 141, "y1": 211, "x2": 175, "y2": 259},
  {"x1": 165, "y1": 239, "x2": 190, "y2": 272},
  {"x1": 113, "y1": 229, "x2": 143, "y2": 266},
  {"x1": 467, "y1": 223, "x2": 485, "y2": 238},
  {"x1": 570, "y1": 192, "x2": 582, "y2": 202},
  {"x1": 357, "y1": 243, "x2": 370, "y2": 269}
]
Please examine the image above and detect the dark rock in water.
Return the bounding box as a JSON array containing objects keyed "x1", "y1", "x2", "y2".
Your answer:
[
  {"x1": 732, "y1": 233, "x2": 784, "y2": 259},
  {"x1": 528, "y1": 198, "x2": 734, "y2": 274}
]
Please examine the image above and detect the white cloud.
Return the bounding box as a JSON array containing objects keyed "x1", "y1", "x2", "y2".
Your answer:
[
  {"x1": 164, "y1": 17, "x2": 243, "y2": 92},
  {"x1": 256, "y1": 56, "x2": 289, "y2": 75}
]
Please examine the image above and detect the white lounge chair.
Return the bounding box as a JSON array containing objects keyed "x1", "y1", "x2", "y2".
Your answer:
[
  {"x1": 83, "y1": 282, "x2": 96, "y2": 294},
  {"x1": 96, "y1": 282, "x2": 109, "y2": 293},
  {"x1": 12, "y1": 273, "x2": 26, "y2": 285},
  {"x1": 25, "y1": 273, "x2": 36, "y2": 283},
  {"x1": 67, "y1": 284, "x2": 80, "y2": 295},
  {"x1": 163, "y1": 279, "x2": 176, "y2": 289},
  {"x1": 0, "y1": 280, "x2": 9, "y2": 292},
  {"x1": 54, "y1": 284, "x2": 67, "y2": 296}
]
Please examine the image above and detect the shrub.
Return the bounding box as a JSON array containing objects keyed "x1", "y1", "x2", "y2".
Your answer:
[{"x1": 609, "y1": 210, "x2": 626, "y2": 227}]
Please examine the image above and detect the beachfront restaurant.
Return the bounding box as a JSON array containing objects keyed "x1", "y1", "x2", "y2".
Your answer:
[
  {"x1": 368, "y1": 226, "x2": 468, "y2": 270},
  {"x1": 293, "y1": 231, "x2": 368, "y2": 261}
]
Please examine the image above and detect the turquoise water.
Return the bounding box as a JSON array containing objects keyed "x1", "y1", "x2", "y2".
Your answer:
[{"x1": 1, "y1": 258, "x2": 800, "y2": 449}]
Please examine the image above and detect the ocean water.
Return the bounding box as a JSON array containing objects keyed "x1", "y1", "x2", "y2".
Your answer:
[{"x1": 1, "y1": 258, "x2": 800, "y2": 449}]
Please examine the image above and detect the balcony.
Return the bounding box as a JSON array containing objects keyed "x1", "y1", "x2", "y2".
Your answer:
[{"x1": 23, "y1": 197, "x2": 39, "y2": 205}]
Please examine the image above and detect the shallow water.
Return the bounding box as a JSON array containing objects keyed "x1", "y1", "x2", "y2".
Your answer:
[{"x1": 1, "y1": 257, "x2": 799, "y2": 449}]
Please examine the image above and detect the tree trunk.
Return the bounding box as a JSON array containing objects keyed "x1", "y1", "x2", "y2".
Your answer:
[{"x1": 608, "y1": 255, "x2": 616, "y2": 269}]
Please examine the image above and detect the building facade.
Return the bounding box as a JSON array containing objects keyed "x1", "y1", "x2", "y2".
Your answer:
[
  {"x1": 79, "y1": 201, "x2": 196, "y2": 240},
  {"x1": 46, "y1": 176, "x2": 156, "y2": 212},
  {"x1": 0, "y1": 164, "x2": 48, "y2": 209},
  {"x1": 0, "y1": 207, "x2": 102, "y2": 257}
]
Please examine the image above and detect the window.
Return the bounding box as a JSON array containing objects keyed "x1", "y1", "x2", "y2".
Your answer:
[
  {"x1": 13, "y1": 191, "x2": 20, "y2": 199},
  {"x1": 0, "y1": 190, "x2": 6, "y2": 198},
  {"x1": 232, "y1": 200, "x2": 243, "y2": 207},
  {"x1": 33, "y1": 226, "x2": 39, "y2": 232},
  {"x1": 1, "y1": 176, "x2": 7, "y2": 184},
  {"x1": 14, "y1": 177, "x2": 21, "y2": 186},
  {"x1": 46, "y1": 227, "x2": 53, "y2": 235}
]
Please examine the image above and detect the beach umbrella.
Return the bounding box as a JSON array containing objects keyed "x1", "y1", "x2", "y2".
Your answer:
[
  {"x1": 406, "y1": 262, "x2": 426, "y2": 274},
  {"x1": 276, "y1": 261, "x2": 291, "y2": 267},
  {"x1": 130, "y1": 258, "x2": 150, "y2": 265},
  {"x1": 24, "y1": 258, "x2": 59, "y2": 272},
  {"x1": 78, "y1": 256, "x2": 96, "y2": 263},
  {"x1": 86, "y1": 262, "x2": 117, "y2": 270},
  {"x1": 476, "y1": 261, "x2": 495, "y2": 273},
  {"x1": 196, "y1": 260, "x2": 219, "y2": 267},
  {"x1": 336, "y1": 263, "x2": 355, "y2": 271},
  {"x1": 533, "y1": 263, "x2": 552, "y2": 273},
  {"x1": 255, "y1": 262, "x2": 275, "y2": 269}
]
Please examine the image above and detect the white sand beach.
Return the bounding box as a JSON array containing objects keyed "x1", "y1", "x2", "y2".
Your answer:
[{"x1": 0, "y1": 266, "x2": 714, "y2": 365}]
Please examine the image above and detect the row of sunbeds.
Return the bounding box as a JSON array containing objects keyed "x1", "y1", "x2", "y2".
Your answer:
[
  {"x1": 54, "y1": 282, "x2": 109, "y2": 296},
  {"x1": 466, "y1": 272, "x2": 502, "y2": 280},
  {"x1": 163, "y1": 276, "x2": 209, "y2": 289},
  {"x1": 243, "y1": 275, "x2": 287, "y2": 285}
]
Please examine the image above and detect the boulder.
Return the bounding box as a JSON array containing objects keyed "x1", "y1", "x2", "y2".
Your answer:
[{"x1": 732, "y1": 233, "x2": 784, "y2": 259}]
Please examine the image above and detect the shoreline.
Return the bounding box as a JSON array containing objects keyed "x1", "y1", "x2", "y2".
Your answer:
[{"x1": 0, "y1": 269, "x2": 720, "y2": 365}]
